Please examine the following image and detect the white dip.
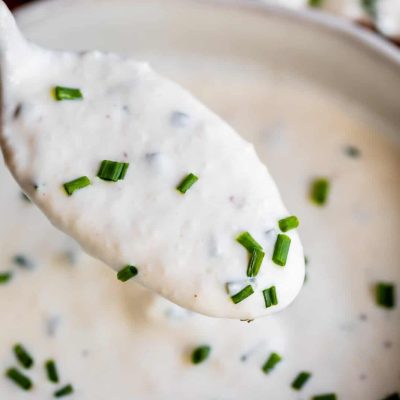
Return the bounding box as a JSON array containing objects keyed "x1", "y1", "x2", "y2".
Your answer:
[{"x1": 0, "y1": 2, "x2": 398, "y2": 400}]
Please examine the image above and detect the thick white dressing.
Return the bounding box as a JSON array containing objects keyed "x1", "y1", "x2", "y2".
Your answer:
[{"x1": 0, "y1": 2, "x2": 305, "y2": 319}]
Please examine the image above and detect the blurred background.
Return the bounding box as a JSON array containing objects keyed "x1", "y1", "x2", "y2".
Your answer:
[{"x1": 5, "y1": 0, "x2": 400, "y2": 44}]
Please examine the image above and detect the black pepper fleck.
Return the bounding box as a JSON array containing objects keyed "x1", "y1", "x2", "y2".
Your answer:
[
  {"x1": 344, "y1": 145, "x2": 361, "y2": 158},
  {"x1": 13, "y1": 103, "x2": 23, "y2": 119},
  {"x1": 13, "y1": 255, "x2": 34, "y2": 269}
]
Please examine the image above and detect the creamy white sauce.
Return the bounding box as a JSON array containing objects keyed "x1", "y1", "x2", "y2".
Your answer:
[
  {"x1": 0, "y1": 61, "x2": 399, "y2": 399},
  {"x1": 0, "y1": 2, "x2": 305, "y2": 319}
]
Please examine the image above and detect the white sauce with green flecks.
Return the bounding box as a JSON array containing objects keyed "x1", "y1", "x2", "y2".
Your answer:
[{"x1": 0, "y1": 1, "x2": 399, "y2": 399}]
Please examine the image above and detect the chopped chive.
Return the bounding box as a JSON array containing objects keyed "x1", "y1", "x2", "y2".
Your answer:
[
  {"x1": 191, "y1": 345, "x2": 211, "y2": 364},
  {"x1": 97, "y1": 160, "x2": 129, "y2": 182},
  {"x1": 176, "y1": 173, "x2": 199, "y2": 194},
  {"x1": 13, "y1": 344, "x2": 34, "y2": 369},
  {"x1": 263, "y1": 286, "x2": 278, "y2": 308},
  {"x1": 247, "y1": 248, "x2": 265, "y2": 277},
  {"x1": 54, "y1": 86, "x2": 83, "y2": 101},
  {"x1": 54, "y1": 384, "x2": 74, "y2": 397},
  {"x1": 310, "y1": 178, "x2": 330, "y2": 206},
  {"x1": 376, "y1": 282, "x2": 396, "y2": 309},
  {"x1": 261, "y1": 352, "x2": 282, "y2": 374},
  {"x1": 291, "y1": 371, "x2": 311, "y2": 390},
  {"x1": 231, "y1": 285, "x2": 254, "y2": 304},
  {"x1": 361, "y1": 0, "x2": 377, "y2": 18},
  {"x1": 45, "y1": 360, "x2": 59, "y2": 383},
  {"x1": 308, "y1": 0, "x2": 324, "y2": 7},
  {"x1": 0, "y1": 272, "x2": 12, "y2": 284},
  {"x1": 312, "y1": 394, "x2": 337, "y2": 400},
  {"x1": 382, "y1": 394, "x2": 400, "y2": 400},
  {"x1": 272, "y1": 234, "x2": 291, "y2": 267},
  {"x1": 278, "y1": 216, "x2": 299, "y2": 232},
  {"x1": 5, "y1": 368, "x2": 32, "y2": 390},
  {"x1": 236, "y1": 231, "x2": 263, "y2": 252},
  {"x1": 117, "y1": 265, "x2": 138, "y2": 282},
  {"x1": 63, "y1": 176, "x2": 91, "y2": 196}
]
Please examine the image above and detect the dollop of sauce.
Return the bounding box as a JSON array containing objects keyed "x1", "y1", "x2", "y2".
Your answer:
[{"x1": 0, "y1": 3, "x2": 305, "y2": 319}]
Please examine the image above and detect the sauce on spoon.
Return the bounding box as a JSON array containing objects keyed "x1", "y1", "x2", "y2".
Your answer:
[{"x1": 0, "y1": 1, "x2": 304, "y2": 319}]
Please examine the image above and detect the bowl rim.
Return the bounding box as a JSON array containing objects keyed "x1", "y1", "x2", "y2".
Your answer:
[{"x1": 14, "y1": 0, "x2": 400, "y2": 69}]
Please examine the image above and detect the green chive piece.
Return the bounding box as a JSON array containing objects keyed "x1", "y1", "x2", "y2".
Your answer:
[
  {"x1": 278, "y1": 216, "x2": 299, "y2": 232},
  {"x1": 261, "y1": 352, "x2": 282, "y2": 374},
  {"x1": 117, "y1": 265, "x2": 138, "y2": 282},
  {"x1": 0, "y1": 272, "x2": 12, "y2": 284},
  {"x1": 236, "y1": 231, "x2": 263, "y2": 252},
  {"x1": 382, "y1": 394, "x2": 400, "y2": 400},
  {"x1": 310, "y1": 178, "x2": 330, "y2": 206},
  {"x1": 63, "y1": 176, "x2": 91, "y2": 196},
  {"x1": 272, "y1": 234, "x2": 291, "y2": 267},
  {"x1": 97, "y1": 160, "x2": 130, "y2": 182},
  {"x1": 311, "y1": 394, "x2": 337, "y2": 400},
  {"x1": 291, "y1": 371, "x2": 311, "y2": 390},
  {"x1": 5, "y1": 368, "x2": 32, "y2": 391},
  {"x1": 231, "y1": 285, "x2": 254, "y2": 304},
  {"x1": 54, "y1": 384, "x2": 74, "y2": 397},
  {"x1": 191, "y1": 345, "x2": 211, "y2": 364},
  {"x1": 13, "y1": 344, "x2": 34, "y2": 369},
  {"x1": 176, "y1": 173, "x2": 199, "y2": 194},
  {"x1": 247, "y1": 248, "x2": 265, "y2": 277},
  {"x1": 54, "y1": 86, "x2": 83, "y2": 101},
  {"x1": 361, "y1": 0, "x2": 377, "y2": 18},
  {"x1": 376, "y1": 282, "x2": 396, "y2": 309},
  {"x1": 263, "y1": 286, "x2": 278, "y2": 308},
  {"x1": 45, "y1": 360, "x2": 59, "y2": 383},
  {"x1": 308, "y1": 0, "x2": 324, "y2": 7}
]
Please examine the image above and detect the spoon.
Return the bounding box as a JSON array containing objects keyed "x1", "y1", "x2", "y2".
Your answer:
[{"x1": 0, "y1": 1, "x2": 304, "y2": 319}]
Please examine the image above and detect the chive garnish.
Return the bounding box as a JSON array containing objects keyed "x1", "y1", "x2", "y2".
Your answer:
[
  {"x1": 13, "y1": 344, "x2": 34, "y2": 369},
  {"x1": 54, "y1": 384, "x2": 74, "y2": 397},
  {"x1": 291, "y1": 371, "x2": 311, "y2": 390},
  {"x1": 261, "y1": 352, "x2": 282, "y2": 374},
  {"x1": 382, "y1": 394, "x2": 400, "y2": 400},
  {"x1": 54, "y1": 86, "x2": 83, "y2": 101},
  {"x1": 361, "y1": 0, "x2": 377, "y2": 18},
  {"x1": 97, "y1": 160, "x2": 129, "y2": 182},
  {"x1": 311, "y1": 394, "x2": 337, "y2": 400},
  {"x1": 278, "y1": 216, "x2": 299, "y2": 232},
  {"x1": 376, "y1": 282, "x2": 396, "y2": 309},
  {"x1": 0, "y1": 272, "x2": 12, "y2": 284},
  {"x1": 263, "y1": 286, "x2": 278, "y2": 308},
  {"x1": 247, "y1": 248, "x2": 265, "y2": 277},
  {"x1": 272, "y1": 234, "x2": 291, "y2": 266},
  {"x1": 45, "y1": 360, "x2": 59, "y2": 383},
  {"x1": 308, "y1": 0, "x2": 324, "y2": 7},
  {"x1": 191, "y1": 345, "x2": 211, "y2": 364},
  {"x1": 231, "y1": 285, "x2": 254, "y2": 304},
  {"x1": 63, "y1": 176, "x2": 91, "y2": 196},
  {"x1": 176, "y1": 173, "x2": 199, "y2": 194},
  {"x1": 236, "y1": 231, "x2": 263, "y2": 252},
  {"x1": 5, "y1": 367, "x2": 32, "y2": 390},
  {"x1": 117, "y1": 265, "x2": 138, "y2": 282},
  {"x1": 310, "y1": 178, "x2": 330, "y2": 206}
]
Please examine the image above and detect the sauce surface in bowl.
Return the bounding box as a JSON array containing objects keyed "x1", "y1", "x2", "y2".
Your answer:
[{"x1": 1, "y1": 65, "x2": 399, "y2": 398}]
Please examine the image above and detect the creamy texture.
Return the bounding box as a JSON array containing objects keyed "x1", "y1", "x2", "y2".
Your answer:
[
  {"x1": 0, "y1": 2, "x2": 304, "y2": 319},
  {"x1": 1, "y1": 66, "x2": 399, "y2": 399}
]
